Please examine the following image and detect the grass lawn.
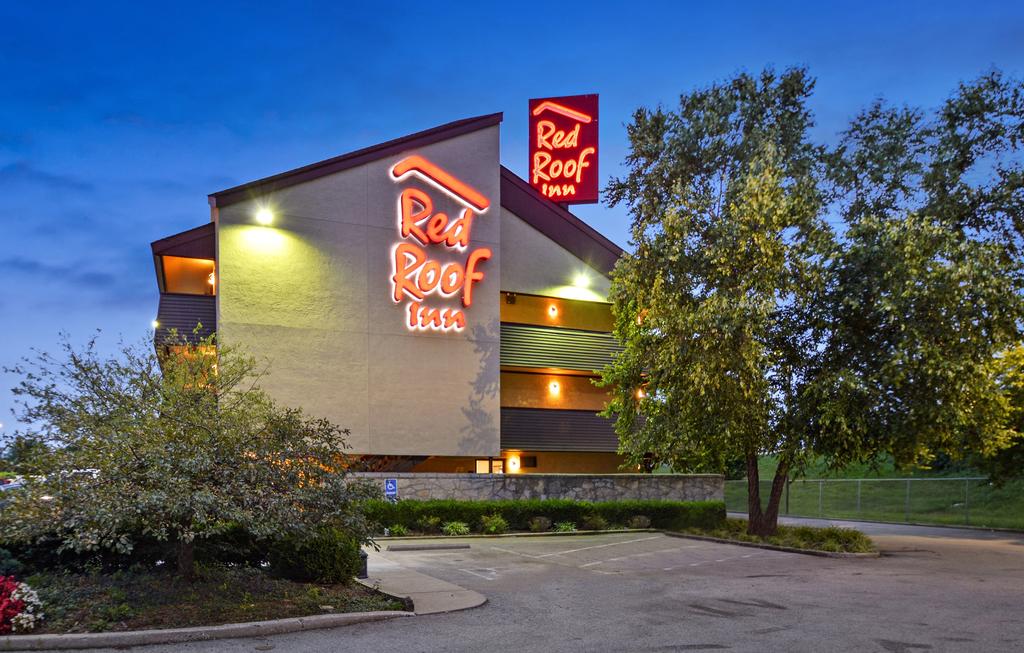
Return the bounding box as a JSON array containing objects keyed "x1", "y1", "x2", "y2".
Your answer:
[
  {"x1": 725, "y1": 456, "x2": 1024, "y2": 530},
  {"x1": 24, "y1": 566, "x2": 406, "y2": 634},
  {"x1": 677, "y1": 518, "x2": 876, "y2": 553}
]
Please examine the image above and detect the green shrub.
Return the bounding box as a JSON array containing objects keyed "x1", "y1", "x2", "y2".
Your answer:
[
  {"x1": 0, "y1": 547, "x2": 23, "y2": 576},
  {"x1": 387, "y1": 524, "x2": 409, "y2": 537},
  {"x1": 415, "y1": 516, "x2": 442, "y2": 534},
  {"x1": 269, "y1": 528, "x2": 362, "y2": 583},
  {"x1": 580, "y1": 514, "x2": 608, "y2": 531},
  {"x1": 554, "y1": 521, "x2": 577, "y2": 533},
  {"x1": 362, "y1": 499, "x2": 725, "y2": 533},
  {"x1": 441, "y1": 521, "x2": 471, "y2": 536},
  {"x1": 480, "y1": 514, "x2": 509, "y2": 535},
  {"x1": 627, "y1": 515, "x2": 652, "y2": 529},
  {"x1": 528, "y1": 516, "x2": 552, "y2": 532}
]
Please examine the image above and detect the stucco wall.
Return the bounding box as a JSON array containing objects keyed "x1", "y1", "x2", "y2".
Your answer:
[
  {"x1": 354, "y1": 472, "x2": 724, "y2": 502},
  {"x1": 500, "y1": 209, "x2": 611, "y2": 301},
  {"x1": 216, "y1": 126, "x2": 502, "y2": 457}
]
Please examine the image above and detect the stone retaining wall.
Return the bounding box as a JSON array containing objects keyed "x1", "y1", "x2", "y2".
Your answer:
[{"x1": 352, "y1": 473, "x2": 723, "y2": 503}]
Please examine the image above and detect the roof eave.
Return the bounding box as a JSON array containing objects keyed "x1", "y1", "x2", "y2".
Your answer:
[{"x1": 209, "y1": 112, "x2": 504, "y2": 209}]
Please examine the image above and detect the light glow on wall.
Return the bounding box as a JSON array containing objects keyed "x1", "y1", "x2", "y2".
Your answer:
[
  {"x1": 241, "y1": 225, "x2": 287, "y2": 254},
  {"x1": 547, "y1": 304, "x2": 558, "y2": 318},
  {"x1": 507, "y1": 453, "x2": 521, "y2": 473},
  {"x1": 548, "y1": 380, "x2": 560, "y2": 396}
]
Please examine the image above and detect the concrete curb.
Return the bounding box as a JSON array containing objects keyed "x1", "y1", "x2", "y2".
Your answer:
[
  {"x1": 662, "y1": 531, "x2": 880, "y2": 558},
  {"x1": 0, "y1": 611, "x2": 413, "y2": 651}
]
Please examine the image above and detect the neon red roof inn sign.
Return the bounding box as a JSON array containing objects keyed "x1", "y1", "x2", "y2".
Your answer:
[{"x1": 528, "y1": 94, "x2": 599, "y2": 204}]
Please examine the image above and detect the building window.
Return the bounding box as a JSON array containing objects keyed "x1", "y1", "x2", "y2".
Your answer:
[
  {"x1": 161, "y1": 256, "x2": 216, "y2": 295},
  {"x1": 475, "y1": 459, "x2": 504, "y2": 474},
  {"x1": 521, "y1": 455, "x2": 538, "y2": 469}
]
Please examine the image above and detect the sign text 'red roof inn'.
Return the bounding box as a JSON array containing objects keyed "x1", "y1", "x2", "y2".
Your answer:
[
  {"x1": 528, "y1": 94, "x2": 598, "y2": 204},
  {"x1": 389, "y1": 155, "x2": 492, "y2": 332}
]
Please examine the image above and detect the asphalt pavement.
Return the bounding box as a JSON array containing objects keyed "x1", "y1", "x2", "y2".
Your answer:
[{"x1": 64, "y1": 524, "x2": 1024, "y2": 653}]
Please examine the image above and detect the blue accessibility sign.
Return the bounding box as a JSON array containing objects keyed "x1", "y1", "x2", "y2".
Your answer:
[{"x1": 384, "y1": 478, "x2": 398, "y2": 499}]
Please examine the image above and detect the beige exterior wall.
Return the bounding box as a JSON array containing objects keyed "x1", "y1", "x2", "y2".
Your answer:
[
  {"x1": 500, "y1": 210, "x2": 611, "y2": 301},
  {"x1": 216, "y1": 127, "x2": 502, "y2": 457}
]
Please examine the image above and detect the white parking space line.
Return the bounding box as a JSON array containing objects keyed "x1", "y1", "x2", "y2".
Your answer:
[
  {"x1": 662, "y1": 551, "x2": 766, "y2": 571},
  {"x1": 458, "y1": 568, "x2": 498, "y2": 581},
  {"x1": 579, "y1": 545, "x2": 703, "y2": 568},
  {"x1": 536, "y1": 535, "x2": 664, "y2": 558}
]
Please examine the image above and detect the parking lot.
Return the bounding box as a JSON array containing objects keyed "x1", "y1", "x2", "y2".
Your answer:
[{"x1": 86, "y1": 526, "x2": 1024, "y2": 653}]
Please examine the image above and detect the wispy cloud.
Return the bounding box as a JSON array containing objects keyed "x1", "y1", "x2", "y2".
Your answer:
[
  {"x1": 0, "y1": 257, "x2": 117, "y2": 290},
  {"x1": 0, "y1": 162, "x2": 93, "y2": 192}
]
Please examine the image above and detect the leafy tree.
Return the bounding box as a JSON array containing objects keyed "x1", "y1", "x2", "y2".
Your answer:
[
  {"x1": 0, "y1": 331, "x2": 379, "y2": 579},
  {"x1": 602, "y1": 68, "x2": 1024, "y2": 535}
]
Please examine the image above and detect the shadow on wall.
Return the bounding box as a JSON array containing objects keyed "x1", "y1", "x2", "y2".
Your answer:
[{"x1": 460, "y1": 319, "x2": 500, "y2": 455}]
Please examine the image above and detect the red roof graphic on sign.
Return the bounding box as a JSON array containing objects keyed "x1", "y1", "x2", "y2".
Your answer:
[
  {"x1": 390, "y1": 155, "x2": 490, "y2": 212},
  {"x1": 530, "y1": 101, "x2": 593, "y2": 124}
]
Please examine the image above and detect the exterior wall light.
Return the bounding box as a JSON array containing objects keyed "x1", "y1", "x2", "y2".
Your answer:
[
  {"x1": 255, "y1": 207, "x2": 274, "y2": 225},
  {"x1": 151, "y1": 320, "x2": 159, "y2": 329},
  {"x1": 636, "y1": 387, "x2": 646, "y2": 399},
  {"x1": 507, "y1": 454, "x2": 521, "y2": 473},
  {"x1": 573, "y1": 272, "x2": 590, "y2": 288},
  {"x1": 548, "y1": 381, "x2": 560, "y2": 396},
  {"x1": 548, "y1": 304, "x2": 558, "y2": 318}
]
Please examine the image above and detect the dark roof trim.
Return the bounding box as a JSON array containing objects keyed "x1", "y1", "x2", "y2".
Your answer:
[
  {"x1": 150, "y1": 223, "x2": 215, "y2": 259},
  {"x1": 209, "y1": 112, "x2": 504, "y2": 208},
  {"x1": 499, "y1": 167, "x2": 623, "y2": 276}
]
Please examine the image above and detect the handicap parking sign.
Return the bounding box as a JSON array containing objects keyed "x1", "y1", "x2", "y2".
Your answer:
[{"x1": 384, "y1": 478, "x2": 398, "y2": 500}]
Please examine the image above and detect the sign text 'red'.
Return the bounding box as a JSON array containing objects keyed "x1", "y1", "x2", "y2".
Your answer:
[
  {"x1": 528, "y1": 94, "x2": 599, "y2": 204},
  {"x1": 389, "y1": 155, "x2": 491, "y2": 332}
]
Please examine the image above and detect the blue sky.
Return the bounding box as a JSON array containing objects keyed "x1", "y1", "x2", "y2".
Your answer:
[{"x1": 1, "y1": 1, "x2": 1022, "y2": 433}]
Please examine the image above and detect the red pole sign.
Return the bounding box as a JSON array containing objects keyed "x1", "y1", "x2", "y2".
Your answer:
[{"x1": 528, "y1": 94, "x2": 599, "y2": 204}]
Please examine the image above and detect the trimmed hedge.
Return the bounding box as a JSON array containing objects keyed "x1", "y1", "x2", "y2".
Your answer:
[{"x1": 364, "y1": 499, "x2": 725, "y2": 533}]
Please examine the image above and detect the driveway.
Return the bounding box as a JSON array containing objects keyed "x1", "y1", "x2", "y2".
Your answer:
[{"x1": 80, "y1": 527, "x2": 1024, "y2": 653}]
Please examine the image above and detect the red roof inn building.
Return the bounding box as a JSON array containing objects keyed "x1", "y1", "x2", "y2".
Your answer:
[{"x1": 149, "y1": 112, "x2": 628, "y2": 475}]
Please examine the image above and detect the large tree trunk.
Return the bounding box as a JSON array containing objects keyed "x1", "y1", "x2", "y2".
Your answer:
[
  {"x1": 177, "y1": 539, "x2": 195, "y2": 581},
  {"x1": 746, "y1": 453, "x2": 789, "y2": 537}
]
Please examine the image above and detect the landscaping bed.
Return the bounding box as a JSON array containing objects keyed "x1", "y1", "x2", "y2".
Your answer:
[
  {"x1": 365, "y1": 498, "x2": 726, "y2": 536},
  {"x1": 21, "y1": 566, "x2": 405, "y2": 635},
  {"x1": 676, "y1": 517, "x2": 876, "y2": 554}
]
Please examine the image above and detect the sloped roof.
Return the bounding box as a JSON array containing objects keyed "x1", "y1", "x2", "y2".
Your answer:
[
  {"x1": 499, "y1": 167, "x2": 622, "y2": 275},
  {"x1": 192, "y1": 112, "x2": 623, "y2": 277},
  {"x1": 150, "y1": 222, "x2": 214, "y2": 259},
  {"x1": 208, "y1": 112, "x2": 504, "y2": 208}
]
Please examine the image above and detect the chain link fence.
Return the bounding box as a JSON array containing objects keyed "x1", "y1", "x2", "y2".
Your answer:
[{"x1": 724, "y1": 477, "x2": 1023, "y2": 529}]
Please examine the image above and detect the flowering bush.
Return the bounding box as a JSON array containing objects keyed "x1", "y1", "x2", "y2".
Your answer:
[{"x1": 0, "y1": 576, "x2": 44, "y2": 634}]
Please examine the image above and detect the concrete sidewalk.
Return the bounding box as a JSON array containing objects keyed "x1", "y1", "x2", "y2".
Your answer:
[{"x1": 358, "y1": 548, "x2": 487, "y2": 615}]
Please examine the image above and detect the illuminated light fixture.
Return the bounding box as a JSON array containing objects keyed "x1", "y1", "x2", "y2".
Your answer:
[
  {"x1": 636, "y1": 387, "x2": 646, "y2": 400},
  {"x1": 151, "y1": 320, "x2": 159, "y2": 329},
  {"x1": 548, "y1": 304, "x2": 558, "y2": 318},
  {"x1": 507, "y1": 454, "x2": 521, "y2": 473},
  {"x1": 207, "y1": 272, "x2": 216, "y2": 286},
  {"x1": 255, "y1": 207, "x2": 274, "y2": 225},
  {"x1": 548, "y1": 381, "x2": 561, "y2": 396},
  {"x1": 573, "y1": 272, "x2": 591, "y2": 288}
]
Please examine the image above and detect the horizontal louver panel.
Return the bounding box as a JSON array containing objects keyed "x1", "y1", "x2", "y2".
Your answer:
[
  {"x1": 500, "y1": 408, "x2": 619, "y2": 452},
  {"x1": 156, "y1": 294, "x2": 216, "y2": 344},
  {"x1": 500, "y1": 323, "x2": 621, "y2": 372}
]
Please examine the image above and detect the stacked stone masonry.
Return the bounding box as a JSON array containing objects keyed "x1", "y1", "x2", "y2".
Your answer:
[{"x1": 353, "y1": 473, "x2": 724, "y2": 502}]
